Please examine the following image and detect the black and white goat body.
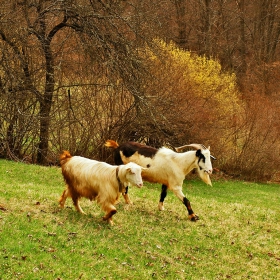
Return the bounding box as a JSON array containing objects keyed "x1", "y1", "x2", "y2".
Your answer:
[{"x1": 105, "y1": 140, "x2": 215, "y2": 221}]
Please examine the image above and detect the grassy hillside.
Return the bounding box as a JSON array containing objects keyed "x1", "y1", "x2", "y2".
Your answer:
[{"x1": 0, "y1": 159, "x2": 279, "y2": 279}]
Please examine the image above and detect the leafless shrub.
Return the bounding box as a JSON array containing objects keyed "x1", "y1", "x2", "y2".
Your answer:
[{"x1": 221, "y1": 94, "x2": 280, "y2": 181}]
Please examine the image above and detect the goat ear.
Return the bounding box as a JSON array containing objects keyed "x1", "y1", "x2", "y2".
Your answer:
[{"x1": 141, "y1": 167, "x2": 148, "y2": 171}]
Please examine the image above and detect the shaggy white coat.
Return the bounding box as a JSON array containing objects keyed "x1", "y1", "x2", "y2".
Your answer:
[{"x1": 59, "y1": 151, "x2": 143, "y2": 224}]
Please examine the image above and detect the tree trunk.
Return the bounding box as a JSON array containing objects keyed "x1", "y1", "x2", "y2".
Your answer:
[
  {"x1": 174, "y1": 0, "x2": 188, "y2": 48},
  {"x1": 36, "y1": 10, "x2": 55, "y2": 164},
  {"x1": 236, "y1": 0, "x2": 247, "y2": 75},
  {"x1": 37, "y1": 95, "x2": 53, "y2": 164}
]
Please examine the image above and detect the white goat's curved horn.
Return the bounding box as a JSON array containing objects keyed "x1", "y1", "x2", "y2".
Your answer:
[{"x1": 175, "y1": 144, "x2": 205, "y2": 152}]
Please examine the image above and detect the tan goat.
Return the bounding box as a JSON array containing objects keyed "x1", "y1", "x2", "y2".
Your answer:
[{"x1": 59, "y1": 151, "x2": 144, "y2": 224}]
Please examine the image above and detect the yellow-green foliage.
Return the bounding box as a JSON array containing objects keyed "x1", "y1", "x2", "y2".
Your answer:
[{"x1": 146, "y1": 39, "x2": 240, "y2": 116}]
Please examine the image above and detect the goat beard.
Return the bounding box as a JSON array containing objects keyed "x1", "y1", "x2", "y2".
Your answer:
[{"x1": 198, "y1": 170, "x2": 212, "y2": 186}]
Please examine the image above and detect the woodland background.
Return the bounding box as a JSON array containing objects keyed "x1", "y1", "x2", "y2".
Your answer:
[{"x1": 1, "y1": 0, "x2": 280, "y2": 181}]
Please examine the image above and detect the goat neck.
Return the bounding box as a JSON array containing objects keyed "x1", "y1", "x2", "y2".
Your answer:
[{"x1": 175, "y1": 150, "x2": 198, "y2": 175}]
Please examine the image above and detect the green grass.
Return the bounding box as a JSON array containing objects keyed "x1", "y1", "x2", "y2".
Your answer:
[{"x1": 0, "y1": 159, "x2": 279, "y2": 280}]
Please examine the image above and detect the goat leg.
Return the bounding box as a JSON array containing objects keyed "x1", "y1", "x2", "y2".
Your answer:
[
  {"x1": 172, "y1": 186, "x2": 199, "y2": 221},
  {"x1": 72, "y1": 193, "x2": 85, "y2": 214},
  {"x1": 158, "y1": 184, "x2": 168, "y2": 210},
  {"x1": 183, "y1": 197, "x2": 199, "y2": 221},
  {"x1": 103, "y1": 206, "x2": 117, "y2": 224},
  {"x1": 58, "y1": 188, "x2": 69, "y2": 208},
  {"x1": 122, "y1": 186, "x2": 133, "y2": 204}
]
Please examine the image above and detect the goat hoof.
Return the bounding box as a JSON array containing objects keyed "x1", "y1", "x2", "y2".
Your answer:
[
  {"x1": 125, "y1": 200, "x2": 133, "y2": 205},
  {"x1": 189, "y1": 214, "x2": 199, "y2": 221},
  {"x1": 158, "y1": 202, "x2": 164, "y2": 211},
  {"x1": 108, "y1": 219, "x2": 114, "y2": 225}
]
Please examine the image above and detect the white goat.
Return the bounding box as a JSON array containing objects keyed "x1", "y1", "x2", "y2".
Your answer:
[
  {"x1": 59, "y1": 150, "x2": 144, "y2": 224},
  {"x1": 105, "y1": 140, "x2": 215, "y2": 221}
]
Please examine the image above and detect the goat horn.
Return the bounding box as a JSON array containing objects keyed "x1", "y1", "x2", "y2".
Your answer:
[{"x1": 175, "y1": 144, "x2": 206, "y2": 152}]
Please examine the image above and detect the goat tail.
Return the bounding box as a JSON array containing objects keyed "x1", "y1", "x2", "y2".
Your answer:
[
  {"x1": 104, "y1": 140, "x2": 119, "y2": 149},
  {"x1": 60, "y1": 150, "x2": 72, "y2": 166}
]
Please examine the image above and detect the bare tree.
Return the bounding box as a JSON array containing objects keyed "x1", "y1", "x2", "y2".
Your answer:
[{"x1": 0, "y1": 0, "x2": 170, "y2": 163}]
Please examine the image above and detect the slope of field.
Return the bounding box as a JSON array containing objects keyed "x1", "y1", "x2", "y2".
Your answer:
[{"x1": 0, "y1": 160, "x2": 279, "y2": 279}]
